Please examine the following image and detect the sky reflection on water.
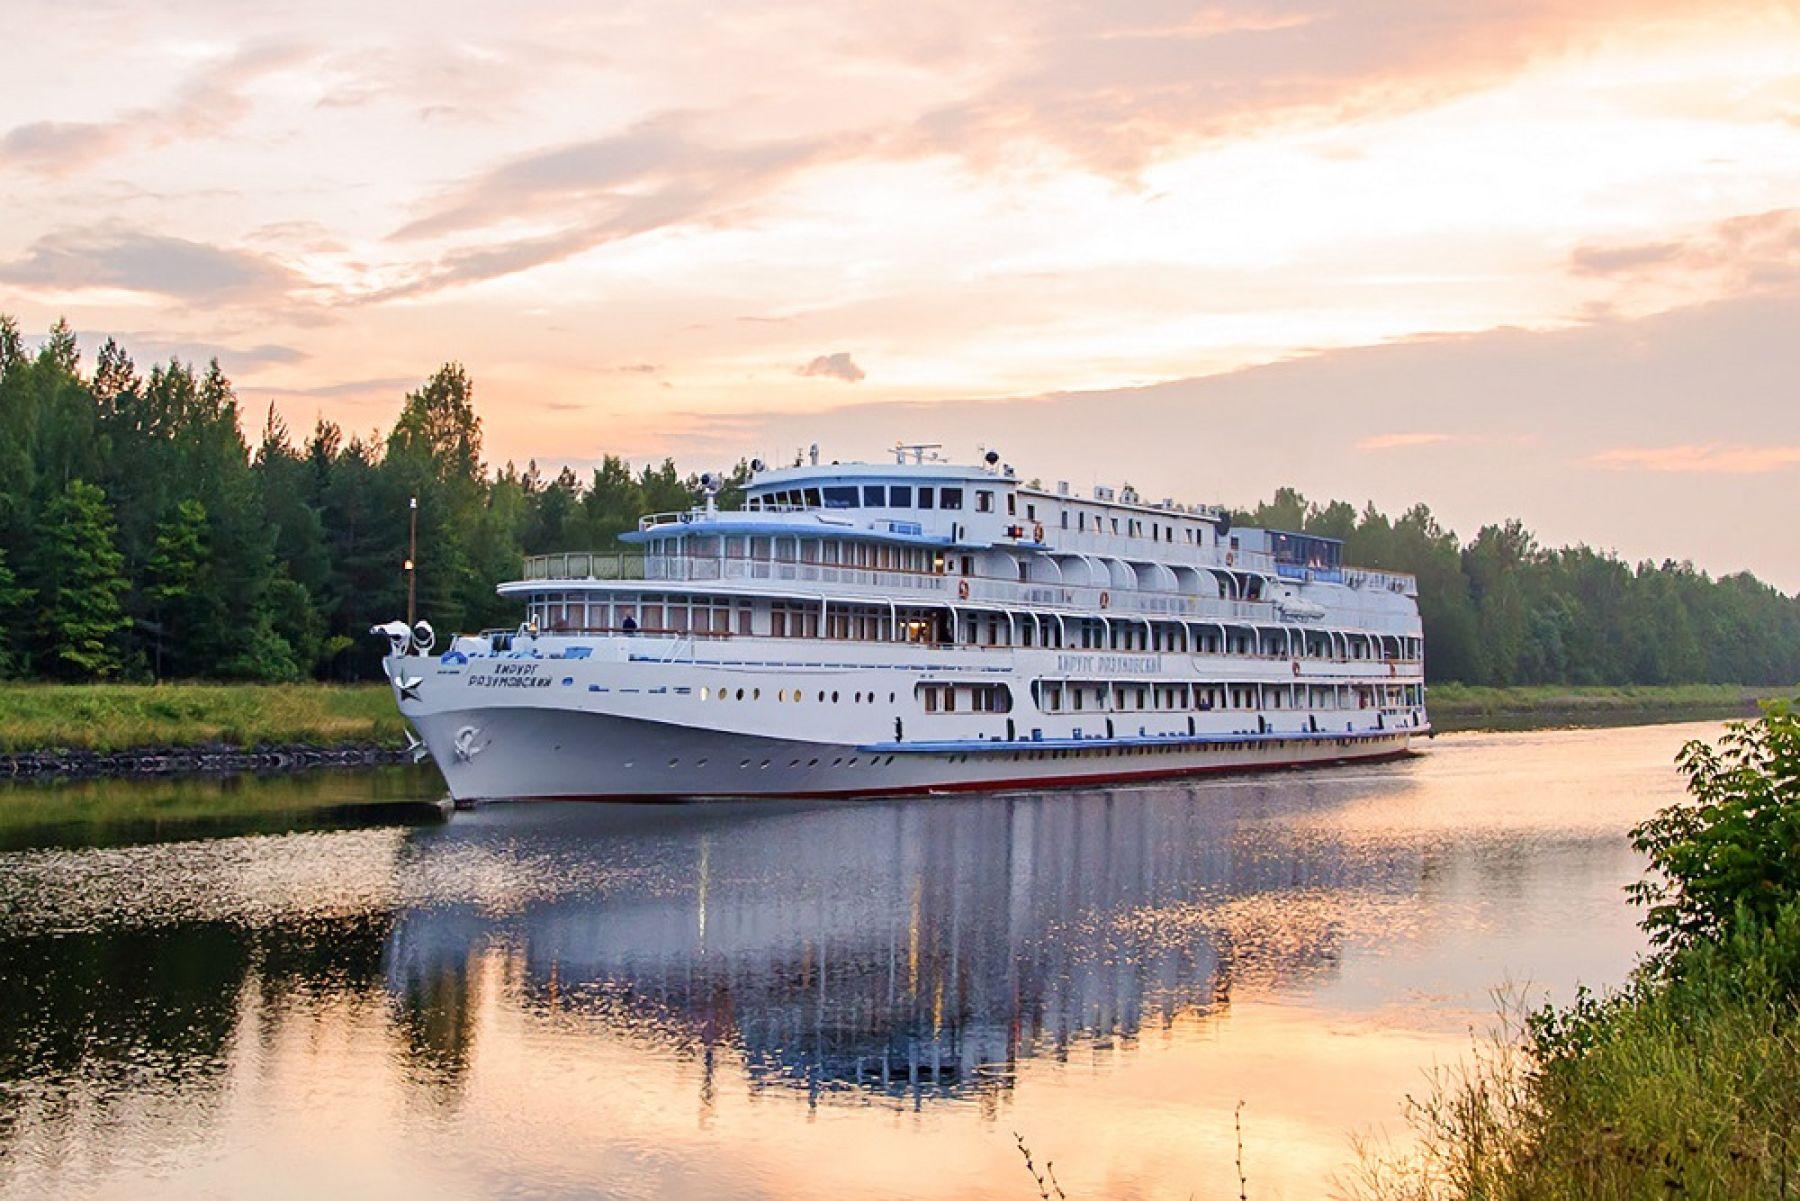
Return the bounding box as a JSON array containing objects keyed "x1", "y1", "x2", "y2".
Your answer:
[{"x1": 0, "y1": 722, "x2": 1714, "y2": 1200}]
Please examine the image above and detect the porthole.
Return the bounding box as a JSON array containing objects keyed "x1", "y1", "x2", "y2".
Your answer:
[
  {"x1": 832, "y1": 758, "x2": 843, "y2": 766},
  {"x1": 792, "y1": 692, "x2": 801, "y2": 704},
  {"x1": 717, "y1": 690, "x2": 727, "y2": 702},
  {"x1": 753, "y1": 688, "x2": 762, "y2": 700},
  {"x1": 760, "y1": 759, "x2": 771, "y2": 769},
  {"x1": 668, "y1": 758, "x2": 679, "y2": 767},
  {"x1": 740, "y1": 759, "x2": 751, "y2": 768},
  {"x1": 831, "y1": 691, "x2": 840, "y2": 703},
  {"x1": 818, "y1": 691, "x2": 826, "y2": 703},
  {"x1": 889, "y1": 691, "x2": 896, "y2": 702},
  {"x1": 736, "y1": 688, "x2": 745, "y2": 701},
  {"x1": 808, "y1": 758, "x2": 819, "y2": 766},
  {"x1": 854, "y1": 692, "x2": 862, "y2": 703},
  {"x1": 778, "y1": 689, "x2": 787, "y2": 702},
  {"x1": 699, "y1": 687, "x2": 710, "y2": 701},
  {"x1": 789, "y1": 758, "x2": 800, "y2": 767},
  {"x1": 848, "y1": 757, "x2": 859, "y2": 766}
]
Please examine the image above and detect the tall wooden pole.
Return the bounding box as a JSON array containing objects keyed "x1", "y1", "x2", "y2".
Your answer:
[{"x1": 406, "y1": 496, "x2": 418, "y2": 628}]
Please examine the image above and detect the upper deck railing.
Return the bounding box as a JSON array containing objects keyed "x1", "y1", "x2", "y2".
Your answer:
[{"x1": 517, "y1": 552, "x2": 1418, "y2": 632}]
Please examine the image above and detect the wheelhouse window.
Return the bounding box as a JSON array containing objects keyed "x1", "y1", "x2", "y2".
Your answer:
[
  {"x1": 976, "y1": 490, "x2": 994, "y2": 513},
  {"x1": 918, "y1": 487, "x2": 935, "y2": 510},
  {"x1": 802, "y1": 487, "x2": 823, "y2": 507},
  {"x1": 823, "y1": 486, "x2": 858, "y2": 509},
  {"x1": 862, "y1": 485, "x2": 885, "y2": 506},
  {"x1": 940, "y1": 488, "x2": 963, "y2": 510},
  {"x1": 889, "y1": 485, "x2": 912, "y2": 507}
]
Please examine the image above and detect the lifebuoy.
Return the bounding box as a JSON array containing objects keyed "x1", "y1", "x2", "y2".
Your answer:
[
  {"x1": 1225, "y1": 551, "x2": 1235, "y2": 566},
  {"x1": 957, "y1": 578, "x2": 970, "y2": 600},
  {"x1": 1291, "y1": 659, "x2": 1301, "y2": 676},
  {"x1": 1032, "y1": 522, "x2": 1044, "y2": 542},
  {"x1": 1099, "y1": 590, "x2": 1110, "y2": 609}
]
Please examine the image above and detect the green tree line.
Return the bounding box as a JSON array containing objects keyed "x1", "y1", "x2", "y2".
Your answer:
[
  {"x1": 1232, "y1": 488, "x2": 1800, "y2": 686},
  {"x1": 2, "y1": 318, "x2": 1794, "y2": 685}
]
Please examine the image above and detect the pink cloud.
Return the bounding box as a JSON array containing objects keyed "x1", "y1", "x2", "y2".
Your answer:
[
  {"x1": 1355, "y1": 431, "x2": 1457, "y2": 451},
  {"x1": 1585, "y1": 443, "x2": 1800, "y2": 474}
]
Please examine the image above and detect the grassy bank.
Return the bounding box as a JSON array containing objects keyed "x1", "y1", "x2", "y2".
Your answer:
[
  {"x1": 1426, "y1": 682, "x2": 1788, "y2": 725},
  {"x1": 0, "y1": 682, "x2": 404, "y2": 753},
  {"x1": 1352, "y1": 700, "x2": 1800, "y2": 1199}
]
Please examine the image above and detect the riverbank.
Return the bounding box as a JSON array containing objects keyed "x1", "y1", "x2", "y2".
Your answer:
[
  {"x1": 0, "y1": 682, "x2": 402, "y2": 753},
  {"x1": 1426, "y1": 682, "x2": 1788, "y2": 728}
]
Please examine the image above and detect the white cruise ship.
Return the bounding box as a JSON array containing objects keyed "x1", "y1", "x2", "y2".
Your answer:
[{"x1": 376, "y1": 446, "x2": 1428, "y2": 801}]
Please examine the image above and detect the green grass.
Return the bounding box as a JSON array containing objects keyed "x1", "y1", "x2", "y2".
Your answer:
[
  {"x1": 1426, "y1": 682, "x2": 1788, "y2": 723},
  {"x1": 0, "y1": 682, "x2": 406, "y2": 753}
]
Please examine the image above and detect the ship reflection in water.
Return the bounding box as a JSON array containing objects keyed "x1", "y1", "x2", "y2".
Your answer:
[
  {"x1": 389, "y1": 790, "x2": 1322, "y2": 1107},
  {"x1": 0, "y1": 723, "x2": 1709, "y2": 1200}
]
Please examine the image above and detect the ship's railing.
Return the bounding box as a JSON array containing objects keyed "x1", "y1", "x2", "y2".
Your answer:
[{"x1": 519, "y1": 551, "x2": 1408, "y2": 628}]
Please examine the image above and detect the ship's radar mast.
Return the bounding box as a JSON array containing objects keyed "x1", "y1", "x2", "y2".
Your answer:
[{"x1": 893, "y1": 442, "x2": 944, "y2": 465}]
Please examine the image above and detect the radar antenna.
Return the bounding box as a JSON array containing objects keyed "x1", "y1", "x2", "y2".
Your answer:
[{"x1": 893, "y1": 442, "x2": 944, "y2": 465}]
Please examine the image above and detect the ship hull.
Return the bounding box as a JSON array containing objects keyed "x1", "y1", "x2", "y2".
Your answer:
[{"x1": 409, "y1": 701, "x2": 1422, "y2": 802}]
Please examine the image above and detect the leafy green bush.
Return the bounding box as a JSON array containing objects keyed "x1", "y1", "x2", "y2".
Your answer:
[{"x1": 1629, "y1": 698, "x2": 1800, "y2": 955}]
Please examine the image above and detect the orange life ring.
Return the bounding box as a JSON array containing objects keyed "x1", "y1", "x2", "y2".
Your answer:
[
  {"x1": 957, "y1": 578, "x2": 970, "y2": 600},
  {"x1": 1099, "y1": 590, "x2": 1110, "y2": 609},
  {"x1": 1032, "y1": 522, "x2": 1044, "y2": 542}
]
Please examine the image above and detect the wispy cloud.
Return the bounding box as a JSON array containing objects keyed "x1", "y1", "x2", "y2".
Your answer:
[
  {"x1": 1355, "y1": 431, "x2": 1457, "y2": 451},
  {"x1": 380, "y1": 111, "x2": 863, "y2": 297},
  {"x1": 0, "y1": 226, "x2": 305, "y2": 305},
  {"x1": 1585, "y1": 443, "x2": 1800, "y2": 474},
  {"x1": 799, "y1": 352, "x2": 865, "y2": 383},
  {"x1": 0, "y1": 39, "x2": 311, "y2": 176},
  {"x1": 1570, "y1": 208, "x2": 1800, "y2": 290}
]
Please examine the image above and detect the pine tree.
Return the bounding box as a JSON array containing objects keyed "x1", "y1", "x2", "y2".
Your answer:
[
  {"x1": 0, "y1": 546, "x2": 30, "y2": 675},
  {"x1": 29, "y1": 479, "x2": 129, "y2": 679},
  {"x1": 0, "y1": 314, "x2": 22, "y2": 377},
  {"x1": 143, "y1": 498, "x2": 210, "y2": 678}
]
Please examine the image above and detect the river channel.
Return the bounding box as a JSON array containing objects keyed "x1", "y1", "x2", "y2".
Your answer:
[{"x1": 0, "y1": 721, "x2": 1715, "y2": 1200}]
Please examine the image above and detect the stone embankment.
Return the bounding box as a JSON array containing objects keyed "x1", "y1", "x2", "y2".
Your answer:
[{"x1": 0, "y1": 743, "x2": 411, "y2": 780}]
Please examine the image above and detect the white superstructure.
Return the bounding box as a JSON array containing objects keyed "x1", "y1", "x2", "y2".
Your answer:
[{"x1": 378, "y1": 448, "x2": 1428, "y2": 800}]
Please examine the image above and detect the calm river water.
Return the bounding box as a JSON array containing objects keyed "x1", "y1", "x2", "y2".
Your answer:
[{"x1": 0, "y1": 721, "x2": 1716, "y2": 1200}]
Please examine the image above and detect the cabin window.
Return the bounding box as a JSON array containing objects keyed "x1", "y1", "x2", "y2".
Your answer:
[
  {"x1": 976, "y1": 490, "x2": 994, "y2": 513},
  {"x1": 889, "y1": 485, "x2": 912, "y2": 507},
  {"x1": 1061, "y1": 512, "x2": 1070, "y2": 529},
  {"x1": 940, "y1": 488, "x2": 963, "y2": 510},
  {"x1": 823, "y1": 486, "x2": 858, "y2": 509},
  {"x1": 862, "y1": 485, "x2": 884, "y2": 506},
  {"x1": 918, "y1": 487, "x2": 935, "y2": 510},
  {"x1": 803, "y1": 487, "x2": 822, "y2": 507}
]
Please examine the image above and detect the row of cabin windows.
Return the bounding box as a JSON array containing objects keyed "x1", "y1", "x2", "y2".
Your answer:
[
  {"x1": 1060, "y1": 508, "x2": 1230, "y2": 549},
  {"x1": 917, "y1": 683, "x2": 1014, "y2": 714},
  {"x1": 653, "y1": 536, "x2": 936, "y2": 574},
  {"x1": 525, "y1": 593, "x2": 1421, "y2": 659},
  {"x1": 528, "y1": 593, "x2": 751, "y2": 635},
  {"x1": 742, "y1": 487, "x2": 1212, "y2": 548},
  {"x1": 752, "y1": 484, "x2": 966, "y2": 511},
  {"x1": 1031, "y1": 681, "x2": 1423, "y2": 713}
]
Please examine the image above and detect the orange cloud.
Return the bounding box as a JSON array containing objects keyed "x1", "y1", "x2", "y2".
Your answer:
[{"x1": 1585, "y1": 443, "x2": 1800, "y2": 474}]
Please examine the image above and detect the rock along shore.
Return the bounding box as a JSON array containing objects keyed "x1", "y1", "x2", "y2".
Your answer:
[{"x1": 0, "y1": 743, "x2": 412, "y2": 781}]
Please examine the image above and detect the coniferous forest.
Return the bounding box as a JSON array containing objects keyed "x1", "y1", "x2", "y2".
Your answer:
[{"x1": 1, "y1": 317, "x2": 1796, "y2": 686}]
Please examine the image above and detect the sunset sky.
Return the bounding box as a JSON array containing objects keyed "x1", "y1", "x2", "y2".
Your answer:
[{"x1": 3, "y1": 0, "x2": 1796, "y2": 585}]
